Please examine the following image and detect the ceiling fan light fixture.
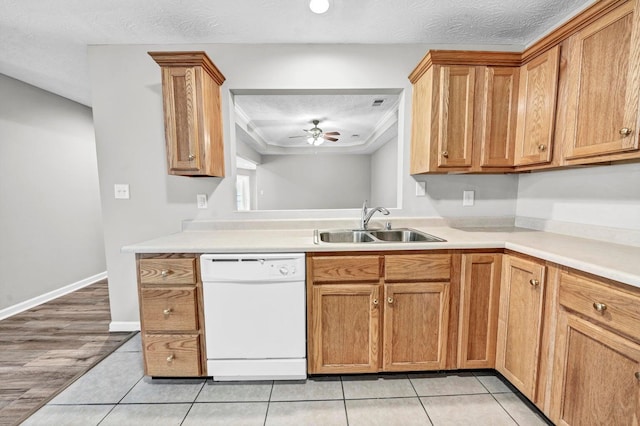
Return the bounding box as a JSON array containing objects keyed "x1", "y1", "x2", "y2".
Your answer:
[
  {"x1": 307, "y1": 136, "x2": 324, "y2": 146},
  {"x1": 309, "y1": 0, "x2": 330, "y2": 14}
]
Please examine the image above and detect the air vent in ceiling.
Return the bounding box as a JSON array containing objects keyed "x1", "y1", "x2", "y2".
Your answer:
[{"x1": 371, "y1": 99, "x2": 385, "y2": 107}]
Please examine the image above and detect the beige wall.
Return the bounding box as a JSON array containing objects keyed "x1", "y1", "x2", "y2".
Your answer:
[{"x1": 0, "y1": 74, "x2": 106, "y2": 312}]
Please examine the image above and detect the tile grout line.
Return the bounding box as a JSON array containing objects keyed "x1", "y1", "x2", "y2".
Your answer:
[
  {"x1": 407, "y1": 375, "x2": 435, "y2": 426},
  {"x1": 488, "y1": 392, "x2": 522, "y2": 426},
  {"x1": 473, "y1": 371, "x2": 522, "y2": 425},
  {"x1": 340, "y1": 375, "x2": 349, "y2": 426},
  {"x1": 263, "y1": 380, "x2": 275, "y2": 426},
  {"x1": 178, "y1": 379, "x2": 206, "y2": 426}
]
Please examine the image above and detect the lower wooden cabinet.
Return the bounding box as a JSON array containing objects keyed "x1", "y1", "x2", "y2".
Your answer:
[
  {"x1": 550, "y1": 271, "x2": 640, "y2": 425},
  {"x1": 307, "y1": 252, "x2": 452, "y2": 374},
  {"x1": 383, "y1": 282, "x2": 449, "y2": 371},
  {"x1": 308, "y1": 284, "x2": 380, "y2": 374},
  {"x1": 143, "y1": 334, "x2": 203, "y2": 377},
  {"x1": 132, "y1": 248, "x2": 640, "y2": 424},
  {"x1": 137, "y1": 254, "x2": 207, "y2": 377},
  {"x1": 496, "y1": 254, "x2": 547, "y2": 401},
  {"x1": 458, "y1": 253, "x2": 501, "y2": 369}
]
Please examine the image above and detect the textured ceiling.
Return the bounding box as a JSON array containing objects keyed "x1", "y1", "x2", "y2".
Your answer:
[{"x1": 0, "y1": 0, "x2": 595, "y2": 107}]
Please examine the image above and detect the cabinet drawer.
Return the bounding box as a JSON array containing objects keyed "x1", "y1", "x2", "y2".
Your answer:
[
  {"x1": 385, "y1": 254, "x2": 451, "y2": 281},
  {"x1": 559, "y1": 272, "x2": 640, "y2": 340},
  {"x1": 139, "y1": 258, "x2": 197, "y2": 284},
  {"x1": 311, "y1": 256, "x2": 381, "y2": 283},
  {"x1": 143, "y1": 334, "x2": 202, "y2": 377},
  {"x1": 140, "y1": 287, "x2": 198, "y2": 331}
]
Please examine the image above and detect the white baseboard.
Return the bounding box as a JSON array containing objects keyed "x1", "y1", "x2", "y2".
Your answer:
[
  {"x1": 0, "y1": 271, "x2": 108, "y2": 321},
  {"x1": 109, "y1": 321, "x2": 141, "y2": 332}
]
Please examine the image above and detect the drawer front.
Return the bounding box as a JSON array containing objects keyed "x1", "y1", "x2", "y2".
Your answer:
[
  {"x1": 140, "y1": 287, "x2": 198, "y2": 331},
  {"x1": 385, "y1": 254, "x2": 451, "y2": 281},
  {"x1": 143, "y1": 334, "x2": 202, "y2": 377},
  {"x1": 311, "y1": 256, "x2": 381, "y2": 283},
  {"x1": 559, "y1": 272, "x2": 640, "y2": 340},
  {"x1": 139, "y1": 258, "x2": 197, "y2": 284}
]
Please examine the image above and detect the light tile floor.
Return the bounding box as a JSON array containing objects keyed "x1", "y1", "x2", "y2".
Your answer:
[{"x1": 23, "y1": 333, "x2": 552, "y2": 425}]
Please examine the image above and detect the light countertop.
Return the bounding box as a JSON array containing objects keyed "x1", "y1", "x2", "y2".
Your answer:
[{"x1": 122, "y1": 223, "x2": 640, "y2": 289}]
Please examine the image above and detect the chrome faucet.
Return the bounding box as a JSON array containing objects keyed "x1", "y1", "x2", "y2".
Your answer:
[{"x1": 360, "y1": 200, "x2": 390, "y2": 230}]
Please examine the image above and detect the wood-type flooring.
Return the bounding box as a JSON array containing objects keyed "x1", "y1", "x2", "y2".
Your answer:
[{"x1": 0, "y1": 279, "x2": 134, "y2": 425}]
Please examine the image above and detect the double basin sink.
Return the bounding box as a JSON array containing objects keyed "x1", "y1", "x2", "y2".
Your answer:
[{"x1": 315, "y1": 228, "x2": 446, "y2": 244}]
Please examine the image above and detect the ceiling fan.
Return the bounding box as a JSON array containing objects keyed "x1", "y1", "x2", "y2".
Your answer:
[{"x1": 288, "y1": 119, "x2": 341, "y2": 146}]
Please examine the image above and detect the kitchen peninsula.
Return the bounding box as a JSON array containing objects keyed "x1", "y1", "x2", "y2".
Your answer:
[{"x1": 124, "y1": 217, "x2": 640, "y2": 425}]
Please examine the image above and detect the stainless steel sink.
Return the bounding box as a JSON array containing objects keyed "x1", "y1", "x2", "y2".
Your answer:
[
  {"x1": 369, "y1": 229, "x2": 446, "y2": 242},
  {"x1": 317, "y1": 230, "x2": 376, "y2": 243},
  {"x1": 315, "y1": 228, "x2": 445, "y2": 244}
]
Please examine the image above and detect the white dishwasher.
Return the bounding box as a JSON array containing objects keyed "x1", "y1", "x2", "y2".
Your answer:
[{"x1": 200, "y1": 253, "x2": 306, "y2": 381}]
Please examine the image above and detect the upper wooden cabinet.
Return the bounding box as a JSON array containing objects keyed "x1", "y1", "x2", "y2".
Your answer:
[
  {"x1": 481, "y1": 67, "x2": 519, "y2": 168},
  {"x1": 409, "y1": 52, "x2": 520, "y2": 173},
  {"x1": 561, "y1": 0, "x2": 640, "y2": 163},
  {"x1": 149, "y1": 51, "x2": 226, "y2": 177},
  {"x1": 409, "y1": 0, "x2": 640, "y2": 172},
  {"x1": 514, "y1": 46, "x2": 560, "y2": 166}
]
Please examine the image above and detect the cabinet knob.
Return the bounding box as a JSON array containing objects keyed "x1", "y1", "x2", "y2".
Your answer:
[
  {"x1": 387, "y1": 297, "x2": 394, "y2": 304},
  {"x1": 160, "y1": 269, "x2": 170, "y2": 277},
  {"x1": 635, "y1": 372, "x2": 640, "y2": 381},
  {"x1": 441, "y1": 151, "x2": 449, "y2": 158},
  {"x1": 163, "y1": 308, "x2": 173, "y2": 316},
  {"x1": 188, "y1": 154, "x2": 195, "y2": 161},
  {"x1": 619, "y1": 128, "x2": 633, "y2": 137},
  {"x1": 529, "y1": 279, "x2": 540, "y2": 287},
  {"x1": 538, "y1": 144, "x2": 547, "y2": 152},
  {"x1": 373, "y1": 299, "x2": 379, "y2": 306},
  {"x1": 593, "y1": 302, "x2": 607, "y2": 313},
  {"x1": 167, "y1": 354, "x2": 175, "y2": 364}
]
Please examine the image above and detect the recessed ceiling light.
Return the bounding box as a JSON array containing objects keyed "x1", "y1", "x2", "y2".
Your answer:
[{"x1": 309, "y1": 0, "x2": 330, "y2": 14}]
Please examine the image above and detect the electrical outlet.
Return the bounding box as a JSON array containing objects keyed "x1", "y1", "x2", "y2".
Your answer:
[
  {"x1": 463, "y1": 190, "x2": 475, "y2": 206},
  {"x1": 114, "y1": 184, "x2": 130, "y2": 199},
  {"x1": 196, "y1": 194, "x2": 208, "y2": 209},
  {"x1": 415, "y1": 181, "x2": 426, "y2": 196}
]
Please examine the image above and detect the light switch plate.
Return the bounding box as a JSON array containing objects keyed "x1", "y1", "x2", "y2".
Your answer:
[
  {"x1": 197, "y1": 194, "x2": 208, "y2": 209},
  {"x1": 415, "y1": 181, "x2": 426, "y2": 196},
  {"x1": 463, "y1": 190, "x2": 475, "y2": 206},
  {"x1": 114, "y1": 184, "x2": 130, "y2": 199}
]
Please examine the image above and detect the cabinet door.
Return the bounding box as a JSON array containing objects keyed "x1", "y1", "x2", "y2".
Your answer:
[
  {"x1": 161, "y1": 66, "x2": 203, "y2": 173},
  {"x1": 552, "y1": 313, "x2": 640, "y2": 425},
  {"x1": 308, "y1": 284, "x2": 380, "y2": 374},
  {"x1": 564, "y1": 1, "x2": 640, "y2": 160},
  {"x1": 143, "y1": 334, "x2": 202, "y2": 377},
  {"x1": 140, "y1": 287, "x2": 198, "y2": 331},
  {"x1": 496, "y1": 256, "x2": 546, "y2": 400},
  {"x1": 480, "y1": 67, "x2": 519, "y2": 168},
  {"x1": 382, "y1": 282, "x2": 449, "y2": 371},
  {"x1": 458, "y1": 254, "x2": 501, "y2": 369},
  {"x1": 514, "y1": 46, "x2": 560, "y2": 166},
  {"x1": 436, "y1": 66, "x2": 475, "y2": 168}
]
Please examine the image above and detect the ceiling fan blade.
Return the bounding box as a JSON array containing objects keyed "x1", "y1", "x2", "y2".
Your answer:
[
  {"x1": 288, "y1": 135, "x2": 306, "y2": 138},
  {"x1": 323, "y1": 131, "x2": 340, "y2": 136},
  {"x1": 323, "y1": 136, "x2": 339, "y2": 142}
]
